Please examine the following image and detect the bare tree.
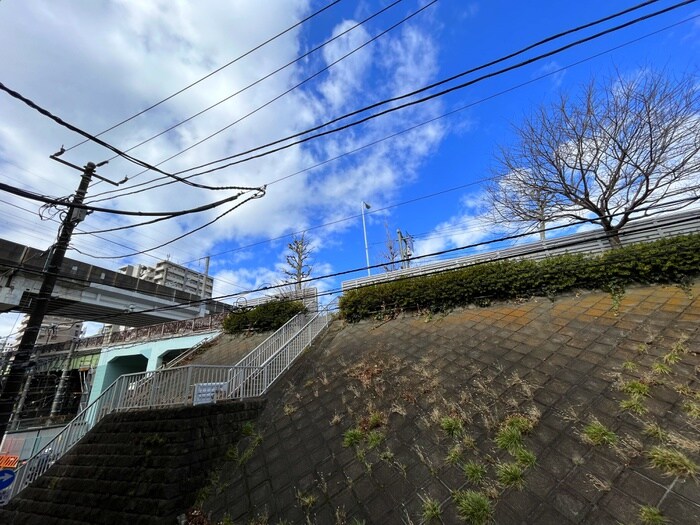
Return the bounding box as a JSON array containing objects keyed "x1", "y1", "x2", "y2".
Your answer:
[
  {"x1": 379, "y1": 222, "x2": 400, "y2": 272},
  {"x1": 283, "y1": 233, "x2": 312, "y2": 291},
  {"x1": 486, "y1": 70, "x2": 700, "y2": 247},
  {"x1": 486, "y1": 168, "x2": 558, "y2": 240}
]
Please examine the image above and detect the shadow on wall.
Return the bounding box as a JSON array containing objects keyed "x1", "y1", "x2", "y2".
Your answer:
[{"x1": 101, "y1": 354, "x2": 148, "y2": 391}]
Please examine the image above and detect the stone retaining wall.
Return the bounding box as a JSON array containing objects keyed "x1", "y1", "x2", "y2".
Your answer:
[{"x1": 0, "y1": 399, "x2": 266, "y2": 525}]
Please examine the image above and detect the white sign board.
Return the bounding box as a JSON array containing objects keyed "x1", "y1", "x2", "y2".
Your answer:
[{"x1": 193, "y1": 382, "x2": 228, "y2": 405}]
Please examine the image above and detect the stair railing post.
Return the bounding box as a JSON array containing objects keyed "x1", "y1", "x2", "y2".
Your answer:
[{"x1": 186, "y1": 366, "x2": 194, "y2": 405}]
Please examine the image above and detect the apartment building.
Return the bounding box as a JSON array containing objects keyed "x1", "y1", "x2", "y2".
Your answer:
[
  {"x1": 13, "y1": 315, "x2": 83, "y2": 349},
  {"x1": 119, "y1": 260, "x2": 213, "y2": 298}
]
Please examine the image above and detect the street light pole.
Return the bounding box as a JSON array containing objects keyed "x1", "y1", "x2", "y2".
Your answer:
[
  {"x1": 361, "y1": 202, "x2": 371, "y2": 276},
  {"x1": 0, "y1": 162, "x2": 96, "y2": 438}
]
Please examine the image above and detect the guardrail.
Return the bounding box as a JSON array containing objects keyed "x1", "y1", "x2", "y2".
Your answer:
[
  {"x1": 161, "y1": 332, "x2": 220, "y2": 369},
  {"x1": 342, "y1": 209, "x2": 700, "y2": 291},
  {"x1": 4, "y1": 299, "x2": 337, "y2": 502},
  {"x1": 34, "y1": 313, "x2": 229, "y2": 356},
  {"x1": 234, "y1": 312, "x2": 309, "y2": 369},
  {"x1": 227, "y1": 303, "x2": 336, "y2": 398}
]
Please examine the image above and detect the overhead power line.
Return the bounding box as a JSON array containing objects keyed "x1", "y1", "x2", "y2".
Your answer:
[
  {"x1": 0, "y1": 197, "x2": 253, "y2": 296},
  {"x1": 10, "y1": 208, "x2": 700, "y2": 332},
  {"x1": 0, "y1": 180, "x2": 260, "y2": 218},
  {"x1": 181, "y1": 179, "x2": 491, "y2": 264},
  {"x1": 78, "y1": 207, "x2": 700, "y2": 323},
  {"x1": 0, "y1": 198, "x2": 162, "y2": 259},
  {"x1": 63, "y1": 0, "x2": 344, "y2": 154},
  {"x1": 74, "y1": 189, "x2": 266, "y2": 259},
  {"x1": 75, "y1": 11, "x2": 700, "y2": 264},
  {"x1": 9, "y1": 14, "x2": 694, "y2": 297},
  {"x1": 9, "y1": 199, "x2": 696, "y2": 326},
  {"x1": 85, "y1": 10, "x2": 700, "y2": 209},
  {"x1": 171, "y1": 0, "x2": 695, "y2": 178},
  {"x1": 98, "y1": 0, "x2": 642, "y2": 195},
  {"x1": 4, "y1": 4, "x2": 688, "y2": 272},
  {"x1": 99, "y1": 0, "x2": 406, "y2": 167},
  {"x1": 0, "y1": 177, "x2": 267, "y2": 258},
  {"x1": 0, "y1": 81, "x2": 253, "y2": 192},
  {"x1": 88, "y1": 0, "x2": 427, "y2": 203}
]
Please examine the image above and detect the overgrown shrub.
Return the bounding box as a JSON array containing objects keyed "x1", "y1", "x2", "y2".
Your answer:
[
  {"x1": 223, "y1": 299, "x2": 306, "y2": 333},
  {"x1": 340, "y1": 234, "x2": 700, "y2": 322}
]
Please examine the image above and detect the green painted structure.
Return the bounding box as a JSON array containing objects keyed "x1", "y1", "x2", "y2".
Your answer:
[{"x1": 87, "y1": 331, "x2": 219, "y2": 405}]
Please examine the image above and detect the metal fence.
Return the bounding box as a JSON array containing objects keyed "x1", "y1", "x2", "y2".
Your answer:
[
  {"x1": 234, "y1": 312, "x2": 309, "y2": 369},
  {"x1": 5, "y1": 299, "x2": 337, "y2": 501},
  {"x1": 342, "y1": 209, "x2": 700, "y2": 291},
  {"x1": 34, "y1": 312, "x2": 229, "y2": 356},
  {"x1": 160, "y1": 333, "x2": 220, "y2": 370}
]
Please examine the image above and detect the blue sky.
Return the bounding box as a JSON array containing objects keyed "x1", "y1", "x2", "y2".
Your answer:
[{"x1": 1, "y1": 0, "x2": 699, "y2": 340}]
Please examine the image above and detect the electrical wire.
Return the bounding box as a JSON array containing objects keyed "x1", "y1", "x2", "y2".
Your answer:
[
  {"x1": 0, "y1": 81, "x2": 257, "y2": 192},
  {"x1": 207, "y1": 204, "x2": 700, "y2": 305},
  {"x1": 63, "y1": 0, "x2": 344, "y2": 153},
  {"x1": 72, "y1": 191, "x2": 249, "y2": 234},
  {"x1": 5, "y1": 11, "x2": 696, "y2": 290},
  {"x1": 376, "y1": 184, "x2": 700, "y2": 248},
  {"x1": 86, "y1": 208, "x2": 700, "y2": 322},
  {"x1": 0, "y1": 314, "x2": 23, "y2": 347},
  {"x1": 174, "y1": 5, "x2": 700, "y2": 267},
  {"x1": 98, "y1": 0, "x2": 406, "y2": 167},
  {"x1": 6, "y1": 213, "x2": 699, "y2": 336},
  {"x1": 0, "y1": 158, "x2": 77, "y2": 196},
  {"x1": 88, "y1": 0, "x2": 428, "y2": 202},
  {"x1": 170, "y1": 0, "x2": 692, "y2": 178},
  {"x1": 4, "y1": 7, "x2": 696, "y2": 302},
  {"x1": 97, "y1": 2, "x2": 699, "y2": 262},
  {"x1": 0, "y1": 182, "x2": 265, "y2": 295},
  {"x1": 1, "y1": 193, "x2": 255, "y2": 296},
  {"x1": 0, "y1": 180, "x2": 262, "y2": 218},
  {"x1": 111, "y1": 0, "x2": 665, "y2": 188},
  {"x1": 74, "y1": 189, "x2": 266, "y2": 259},
  {"x1": 0, "y1": 185, "x2": 249, "y2": 297},
  {"x1": 3, "y1": 170, "x2": 479, "y2": 292},
  {"x1": 0, "y1": 197, "x2": 173, "y2": 263},
  {"x1": 179, "y1": 179, "x2": 490, "y2": 265},
  {"x1": 3, "y1": 199, "x2": 696, "y2": 325},
  {"x1": 84, "y1": 11, "x2": 700, "y2": 209}
]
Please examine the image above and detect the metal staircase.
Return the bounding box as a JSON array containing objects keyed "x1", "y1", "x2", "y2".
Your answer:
[{"x1": 4, "y1": 299, "x2": 337, "y2": 502}]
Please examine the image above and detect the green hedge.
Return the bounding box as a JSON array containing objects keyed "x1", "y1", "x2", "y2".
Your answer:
[
  {"x1": 222, "y1": 299, "x2": 307, "y2": 333},
  {"x1": 339, "y1": 234, "x2": 700, "y2": 322}
]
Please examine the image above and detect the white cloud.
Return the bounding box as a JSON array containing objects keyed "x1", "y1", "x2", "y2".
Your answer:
[
  {"x1": 319, "y1": 21, "x2": 373, "y2": 111},
  {"x1": 536, "y1": 61, "x2": 566, "y2": 89},
  {"x1": 412, "y1": 191, "x2": 493, "y2": 262},
  {"x1": 0, "y1": 1, "x2": 450, "y2": 339}
]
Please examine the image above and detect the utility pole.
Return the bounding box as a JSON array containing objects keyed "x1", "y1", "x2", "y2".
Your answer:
[
  {"x1": 397, "y1": 229, "x2": 414, "y2": 269},
  {"x1": 0, "y1": 162, "x2": 95, "y2": 439}
]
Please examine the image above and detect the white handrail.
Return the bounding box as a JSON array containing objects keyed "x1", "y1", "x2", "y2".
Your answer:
[
  {"x1": 234, "y1": 312, "x2": 309, "y2": 369},
  {"x1": 163, "y1": 332, "x2": 220, "y2": 369},
  {"x1": 227, "y1": 300, "x2": 337, "y2": 398}
]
